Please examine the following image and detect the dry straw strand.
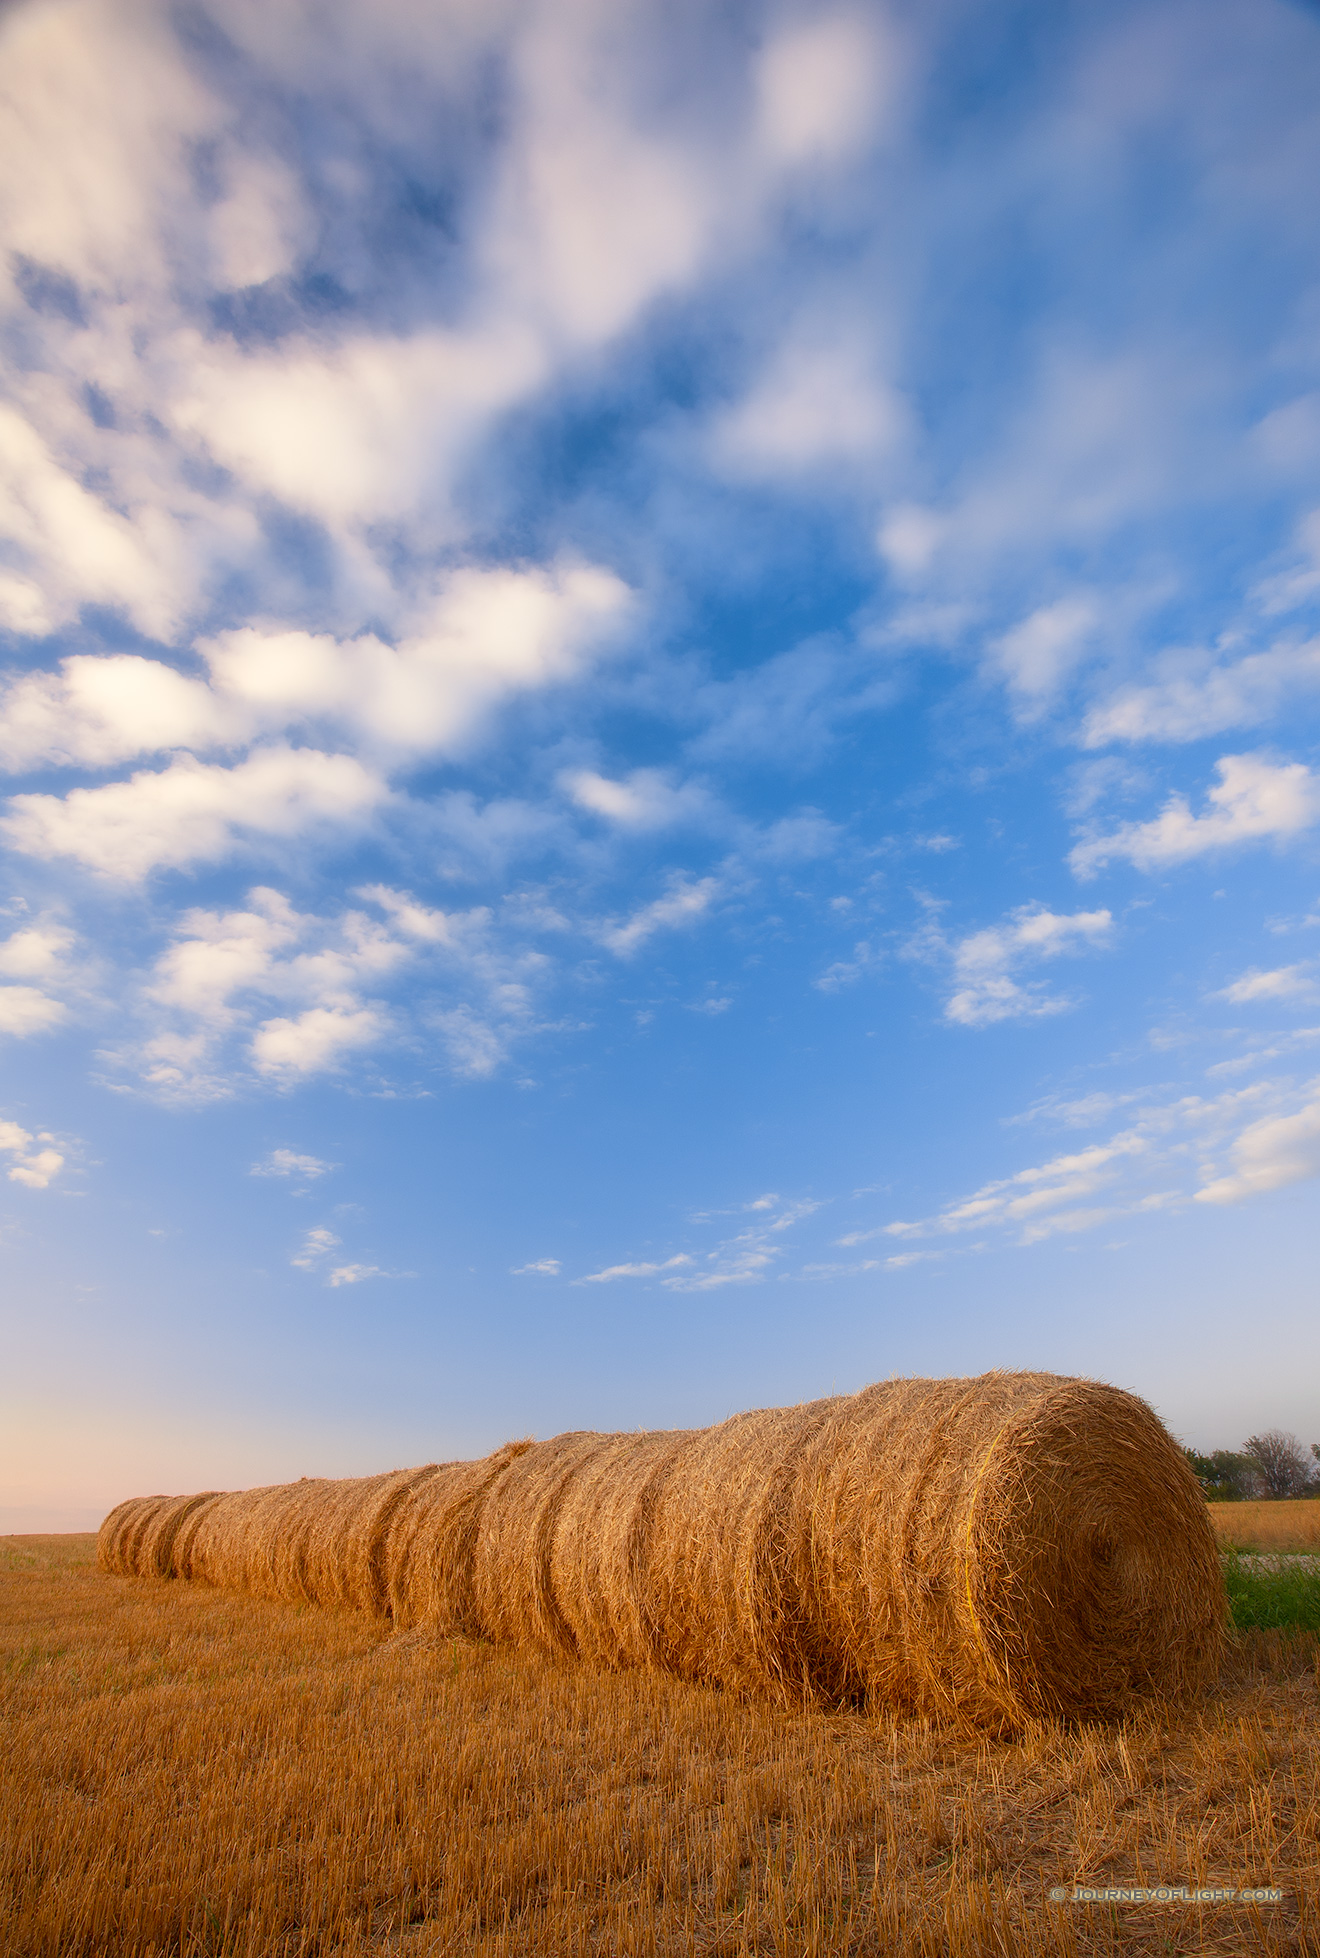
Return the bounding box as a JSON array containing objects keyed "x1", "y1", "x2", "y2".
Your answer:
[{"x1": 96, "y1": 1371, "x2": 1226, "y2": 1726}]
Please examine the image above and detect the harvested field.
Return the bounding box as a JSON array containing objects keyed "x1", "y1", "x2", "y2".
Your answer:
[
  {"x1": 2, "y1": 1534, "x2": 1315, "y2": 1958},
  {"x1": 100, "y1": 1372, "x2": 1225, "y2": 1727},
  {"x1": 1211, "y1": 1501, "x2": 1320, "y2": 1555}
]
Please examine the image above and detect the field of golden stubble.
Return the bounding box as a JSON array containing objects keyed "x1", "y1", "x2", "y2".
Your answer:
[
  {"x1": 1209, "y1": 1500, "x2": 1320, "y2": 1554},
  {"x1": 2, "y1": 1535, "x2": 1317, "y2": 1958}
]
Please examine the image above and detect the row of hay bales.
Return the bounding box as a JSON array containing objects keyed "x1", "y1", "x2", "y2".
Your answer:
[{"x1": 99, "y1": 1370, "x2": 1225, "y2": 1726}]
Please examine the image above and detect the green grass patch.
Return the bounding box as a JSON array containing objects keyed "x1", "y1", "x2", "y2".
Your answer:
[{"x1": 1221, "y1": 1552, "x2": 1320, "y2": 1631}]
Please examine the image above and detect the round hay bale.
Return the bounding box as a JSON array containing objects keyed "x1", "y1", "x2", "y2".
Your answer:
[
  {"x1": 135, "y1": 1492, "x2": 223, "y2": 1578},
  {"x1": 384, "y1": 1445, "x2": 532, "y2": 1631},
  {"x1": 98, "y1": 1371, "x2": 1224, "y2": 1723},
  {"x1": 97, "y1": 1496, "x2": 156, "y2": 1575}
]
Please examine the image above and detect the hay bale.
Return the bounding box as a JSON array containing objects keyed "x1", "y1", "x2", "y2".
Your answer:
[{"x1": 97, "y1": 1371, "x2": 1225, "y2": 1723}]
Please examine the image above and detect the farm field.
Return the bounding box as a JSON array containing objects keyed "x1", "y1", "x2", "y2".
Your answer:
[
  {"x1": 1209, "y1": 1501, "x2": 1320, "y2": 1554},
  {"x1": 2, "y1": 1534, "x2": 1317, "y2": 1957}
]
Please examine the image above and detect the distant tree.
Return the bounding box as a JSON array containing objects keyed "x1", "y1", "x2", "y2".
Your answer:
[
  {"x1": 1183, "y1": 1447, "x2": 1259, "y2": 1501},
  {"x1": 1242, "y1": 1430, "x2": 1310, "y2": 1500}
]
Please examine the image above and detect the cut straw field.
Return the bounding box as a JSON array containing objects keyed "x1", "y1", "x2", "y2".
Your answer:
[
  {"x1": 1210, "y1": 1501, "x2": 1320, "y2": 1555},
  {"x1": 3, "y1": 1533, "x2": 1318, "y2": 1957}
]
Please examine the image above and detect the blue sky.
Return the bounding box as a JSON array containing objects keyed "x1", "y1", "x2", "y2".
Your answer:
[{"x1": 3, "y1": 0, "x2": 1319, "y2": 1529}]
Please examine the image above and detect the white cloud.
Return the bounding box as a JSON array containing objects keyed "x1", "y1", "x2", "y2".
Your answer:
[
  {"x1": 754, "y1": 13, "x2": 895, "y2": 167},
  {"x1": 3, "y1": 745, "x2": 386, "y2": 880},
  {"x1": 0, "y1": 920, "x2": 75, "y2": 980},
  {"x1": 251, "y1": 1004, "x2": 390, "y2": 1079},
  {"x1": 1071, "y1": 753, "x2": 1320, "y2": 877},
  {"x1": 512, "y1": 1258, "x2": 560, "y2": 1275},
  {"x1": 877, "y1": 505, "x2": 948, "y2": 580},
  {"x1": 0, "y1": 987, "x2": 67, "y2": 1036},
  {"x1": 0, "y1": 918, "x2": 77, "y2": 1039},
  {"x1": 1, "y1": 564, "x2": 632, "y2": 783},
  {"x1": 128, "y1": 884, "x2": 547, "y2": 1097},
  {"x1": 426, "y1": 1003, "x2": 519, "y2": 1079},
  {"x1": 1252, "y1": 509, "x2": 1320, "y2": 616},
  {"x1": 0, "y1": 408, "x2": 187, "y2": 641},
  {"x1": 172, "y1": 323, "x2": 547, "y2": 530},
  {"x1": 578, "y1": 1191, "x2": 819, "y2": 1292},
  {"x1": 815, "y1": 941, "x2": 880, "y2": 993},
  {"x1": 1218, "y1": 964, "x2": 1316, "y2": 1004},
  {"x1": 327, "y1": 1263, "x2": 385, "y2": 1287},
  {"x1": 709, "y1": 326, "x2": 907, "y2": 478},
  {"x1": 943, "y1": 904, "x2": 1113, "y2": 1027},
  {"x1": 990, "y1": 597, "x2": 1096, "y2": 713},
  {"x1": 1081, "y1": 638, "x2": 1320, "y2": 747},
  {"x1": 579, "y1": 1254, "x2": 694, "y2": 1283},
  {"x1": 562, "y1": 767, "x2": 712, "y2": 831},
  {"x1": 201, "y1": 563, "x2": 630, "y2": 756},
  {"x1": 1195, "y1": 1085, "x2": 1320, "y2": 1205},
  {"x1": 0, "y1": 0, "x2": 218, "y2": 298},
  {"x1": 850, "y1": 1076, "x2": 1320, "y2": 1247},
  {"x1": 250, "y1": 1148, "x2": 336, "y2": 1180},
  {"x1": 0, "y1": 1116, "x2": 65, "y2": 1189},
  {"x1": 291, "y1": 1225, "x2": 339, "y2": 1270},
  {"x1": 596, "y1": 875, "x2": 720, "y2": 957},
  {"x1": 0, "y1": 654, "x2": 239, "y2": 773},
  {"x1": 207, "y1": 148, "x2": 309, "y2": 291}
]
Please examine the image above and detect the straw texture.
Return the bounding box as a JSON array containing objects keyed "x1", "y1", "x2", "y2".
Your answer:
[{"x1": 98, "y1": 1371, "x2": 1225, "y2": 1724}]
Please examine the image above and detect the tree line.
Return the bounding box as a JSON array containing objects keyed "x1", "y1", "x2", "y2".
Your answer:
[{"x1": 1183, "y1": 1429, "x2": 1320, "y2": 1502}]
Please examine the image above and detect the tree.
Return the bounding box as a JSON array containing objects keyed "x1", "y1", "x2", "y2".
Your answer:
[
  {"x1": 1183, "y1": 1447, "x2": 1259, "y2": 1501},
  {"x1": 1242, "y1": 1430, "x2": 1310, "y2": 1500}
]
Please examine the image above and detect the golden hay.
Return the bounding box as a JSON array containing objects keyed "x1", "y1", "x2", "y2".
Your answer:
[{"x1": 98, "y1": 1371, "x2": 1225, "y2": 1725}]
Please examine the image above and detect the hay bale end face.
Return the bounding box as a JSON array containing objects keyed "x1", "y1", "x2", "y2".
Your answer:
[{"x1": 97, "y1": 1371, "x2": 1225, "y2": 1725}]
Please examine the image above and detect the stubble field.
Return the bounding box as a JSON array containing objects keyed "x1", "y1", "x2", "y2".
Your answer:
[
  {"x1": 1209, "y1": 1500, "x2": 1320, "y2": 1554},
  {"x1": 2, "y1": 1532, "x2": 1317, "y2": 1958}
]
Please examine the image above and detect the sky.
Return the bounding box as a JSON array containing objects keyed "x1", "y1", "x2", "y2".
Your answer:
[{"x1": 2, "y1": 0, "x2": 1319, "y2": 1530}]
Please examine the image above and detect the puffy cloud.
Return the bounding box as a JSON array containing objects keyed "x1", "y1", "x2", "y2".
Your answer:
[
  {"x1": 753, "y1": 13, "x2": 897, "y2": 167},
  {"x1": 0, "y1": 0, "x2": 218, "y2": 298},
  {"x1": 0, "y1": 1116, "x2": 65, "y2": 1189},
  {"x1": 1, "y1": 564, "x2": 632, "y2": 780},
  {"x1": 206, "y1": 149, "x2": 309, "y2": 291},
  {"x1": 1195, "y1": 1086, "x2": 1320, "y2": 1205},
  {"x1": 0, "y1": 918, "x2": 76, "y2": 1035},
  {"x1": 0, "y1": 654, "x2": 238, "y2": 773},
  {"x1": 172, "y1": 324, "x2": 548, "y2": 529},
  {"x1": 709, "y1": 325, "x2": 907, "y2": 479},
  {"x1": 250, "y1": 1148, "x2": 336, "y2": 1180},
  {"x1": 512, "y1": 1258, "x2": 560, "y2": 1275},
  {"x1": 1218, "y1": 964, "x2": 1316, "y2": 1004},
  {"x1": 127, "y1": 884, "x2": 546, "y2": 1096},
  {"x1": 3, "y1": 745, "x2": 387, "y2": 879},
  {"x1": 327, "y1": 1263, "x2": 385, "y2": 1287},
  {"x1": 562, "y1": 767, "x2": 712, "y2": 831},
  {"x1": 251, "y1": 1004, "x2": 390, "y2": 1078},
  {"x1": 0, "y1": 406, "x2": 189, "y2": 641},
  {"x1": 877, "y1": 505, "x2": 948, "y2": 581},
  {"x1": 596, "y1": 875, "x2": 721, "y2": 957},
  {"x1": 292, "y1": 1225, "x2": 339, "y2": 1269},
  {"x1": 0, "y1": 986, "x2": 67, "y2": 1036},
  {"x1": 989, "y1": 597, "x2": 1096, "y2": 713},
  {"x1": 943, "y1": 904, "x2": 1113, "y2": 1027},
  {"x1": 1071, "y1": 753, "x2": 1320, "y2": 877},
  {"x1": 1081, "y1": 638, "x2": 1320, "y2": 747}
]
